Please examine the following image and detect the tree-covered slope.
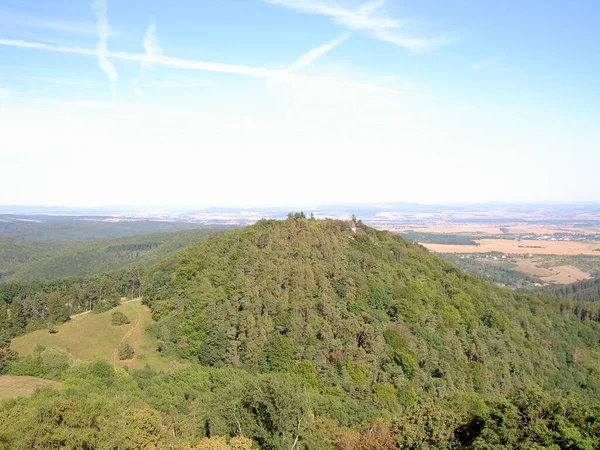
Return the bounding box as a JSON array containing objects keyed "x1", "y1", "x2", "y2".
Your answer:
[
  {"x1": 0, "y1": 238, "x2": 74, "y2": 281},
  {"x1": 145, "y1": 218, "x2": 600, "y2": 401},
  {"x1": 0, "y1": 216, "x2": 212, "y2": 241},
  {"x1": 4, "y1": 228, "x2": 229, "y2": 282}
]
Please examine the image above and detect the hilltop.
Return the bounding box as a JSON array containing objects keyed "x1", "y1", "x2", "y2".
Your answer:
[{"x1": 145, "y1": 218, "x2": 600, "y2": 393}]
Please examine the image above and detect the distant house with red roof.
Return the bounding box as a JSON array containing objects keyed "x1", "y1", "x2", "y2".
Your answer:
[{"x1": 349, "y1": 219, "x2": 367, "y2": 234}]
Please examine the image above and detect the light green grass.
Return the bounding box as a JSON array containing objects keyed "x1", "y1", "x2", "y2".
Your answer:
[
  {"x1": 0, "y1": 375, "x2": 61, "y2": 400},
  {"x1": 11, "y1": 299, "x2": 174, "y2": 371}
]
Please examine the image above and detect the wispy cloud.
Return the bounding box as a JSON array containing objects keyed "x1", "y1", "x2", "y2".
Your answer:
[
  {"x1": 0, "y1": 8, "x2": 101, "y2": 35},
  {"x1": 0, "y1": 88, "x2": 9, "y2": 99},
  {"x1": 143, "y1": 20, "x2": 163, "y2": 62},
  {"x1": 469, "y1": 58, "x2": 499, "y2": 71},
  {"x1": 0, "y1": 38, "x2": 276, "y2": 77},
  {"x1": 134, "y1": 20, "x2": 164, "y2": 100},
  {"x1": 264, "y1": 0, "x2": 453, "y2": 51},
  {"x1": 0, "y1": 37, "x2": 405, "y2": 96},
  {"x1": 286, "y1": 33, "x2": 349, "y2": 73},
  {"x1": 91, "y1": 0, "x2": 118, "y2": 92}
]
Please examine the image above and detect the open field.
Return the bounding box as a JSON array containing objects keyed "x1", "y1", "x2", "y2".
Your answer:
[
  {"x1": 509, "y1": 259, "x2": 591, "y2": 283},
  {"x1": 11, "y1": 299, "x2": 173, "y2": 371},
  {"x1": 422, "y1": 239, "x2": 600, "y2": 256},
  {"x1": 396, "y1": 224, "x2": 600, "y2": 236},
  {"x1": 0, "y1": 375, "x2": 61, "y2": 400}
]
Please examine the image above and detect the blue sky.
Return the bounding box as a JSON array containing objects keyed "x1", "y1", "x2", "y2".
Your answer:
[{"x1": 0, "y1": 0, "x2": 598, "y2": 207}]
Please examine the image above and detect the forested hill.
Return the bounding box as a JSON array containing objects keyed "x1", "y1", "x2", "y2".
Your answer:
[
  {"x1": 139, "y1": 217, "x2": 600, "y2": 445},
  {"x1": 0, "y1": 228, "x2": 229, "y2": 282}
]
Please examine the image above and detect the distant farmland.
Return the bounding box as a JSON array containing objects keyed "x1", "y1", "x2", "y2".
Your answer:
[{"x1": 422, "y1": 239, "x2": 600, "y2": 256}]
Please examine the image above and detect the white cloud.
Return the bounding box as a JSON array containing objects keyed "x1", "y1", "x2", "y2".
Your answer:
[
  {"x1": 143, "y1": 20, "x2": 163, "y2": 61},
  {"x1": 90, "y1": 0, "x2": 118, "y2": 92},
  {"x1": 469, "y1": 58, "x2": 499, "y2": 71},
  {"x1": 264, "y1": 0, "x2": 453, "y2": 51},
  {"x1": 0, "y1": 8, "x2": 102, "y2": 35},
  {"x1": 0, "y1": 37, "x2": 403, "y2": 96},
  {"x1": 135, "y1": 20, "x2": 164, "y2": 100},
  {"x1": 286, "y1": 33, "x2": 349, "y2": 73},
  {"x1": 0, "y1": 88, "x2": 9, "y2": 98}
]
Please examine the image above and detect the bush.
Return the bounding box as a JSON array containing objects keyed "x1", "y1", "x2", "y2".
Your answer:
[
  {"x1": 8, "y1": 346, "x2": 75, "y2": 380},
  {"x1": 112, "y1": 311, "x2": 130, "y2": 326},
  {"x1": 118, "y1": 342, "x2": 135, "y2": 360}
]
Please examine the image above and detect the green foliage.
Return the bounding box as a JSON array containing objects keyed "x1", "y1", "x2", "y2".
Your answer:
[
  {"x1": 0, "y1": 332, "x2": 18, "y2": 374},
  {"x1": 199, "y1": 326, "x2": 229, "y2": 367},
  {"x1": 143, "y1": 219, "x2": 600, "y2": 402},
  {"x1": 0, "y1": 215, "x2": 228, "y2": 241},
  {"x1": 3, "y1": 228, "x2": 228, "y2": 283},
  {"x1": 118, "y1": 342, "x2": 135, "y2": 360},
  {"x1": 401, "y1": 231, "x2": 480, "y2": 246},
  {"x1": 260, "y1": 334, "x2": 295, "y2": 373},
  {"x1": 7, "y1": 345, "x2": 75, "y2": 380},
  {"x1": 533, "y1": 275, "x2": 600, "y2": 302},
  {"x1": 111, "y1": 311, "x2": 130, "y2": 326}
]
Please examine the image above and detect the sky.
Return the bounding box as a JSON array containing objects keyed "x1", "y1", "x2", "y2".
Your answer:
[{"x1": 0, "y1": 0, "x2": 599, "y2": 207}]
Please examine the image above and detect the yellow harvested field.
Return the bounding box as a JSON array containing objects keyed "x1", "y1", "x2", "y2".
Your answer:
[
  {"x1": 541, "y1": 265, "x2": 592, "y2": 283},
  {"x1": 422, "y1": 239, "x2": 600, "y2": 256},
  {"x1": 11, "y1": 299, "x2": 173, "y2": 371},
  {"x1": 393, "y1": 225, "x2": 505, "y2": 235},
  {"x1": 392, "y1": 223, "x2": 600, "y2": 236},
  {"x1": 0, "y1": 375, "x2": 60, "y2": 400},
  {"x1": 510, "y1": 260, "x2": 591, "y2": 283}
]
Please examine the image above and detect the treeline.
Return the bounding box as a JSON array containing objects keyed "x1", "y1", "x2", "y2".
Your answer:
[
  {"x1": 0, "y1": 215, "x2": 219, "y2": 241},
  {"x1": 3, "y1": 228, "x2": 229, "y2": 283},
  {"x1": 533, "y1": 276, "x2": 600, "y2": 302},
  {"x1": 0, "y1": 359, "x2": 597, "y2": 449},
  {"x1": 0, "y1": 266, "x2": 145, "y2": 339},
  {"x1": 400, "y1": 231, "x2": 479, "y2": 246}
]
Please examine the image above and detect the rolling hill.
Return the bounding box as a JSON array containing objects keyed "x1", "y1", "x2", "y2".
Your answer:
[{"x1": 0, "y1": 228, "x2": 230, "y2": 282}]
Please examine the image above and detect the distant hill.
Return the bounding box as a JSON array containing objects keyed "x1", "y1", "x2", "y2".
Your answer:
[
  {"x1": 0, "y1": 237, "x2": 75, "y2": 281},
  {"x1": 0, "y1": 215, "x2": 223, "y2": 241},
  {"x1": 2, "y1": 228, "x2": 230, "y2": 282}
]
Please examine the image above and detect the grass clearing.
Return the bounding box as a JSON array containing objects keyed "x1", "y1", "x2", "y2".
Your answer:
[
  {"x1": 0, "y1": 375, "x2": 61, "y2": 400},
  {"x1": 11, "y1": 299, "x2": 173, "y2": 371}
]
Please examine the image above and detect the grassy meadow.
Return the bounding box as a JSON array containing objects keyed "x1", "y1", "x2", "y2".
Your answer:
[
  {"x1": 11, "y1": 299, "x2": 172, "y2": 371},
  {"x1": 0, "y1": 375, "x2": 61, "y2": 400}
]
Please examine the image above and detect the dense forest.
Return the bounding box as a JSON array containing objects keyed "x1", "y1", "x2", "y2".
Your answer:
[
  {"x1": 1, "y1": 218, "x2": 600, "y2": 448},
  {"x1": 399, "y1": 232, "x2": 479, "y2": 246},
  {"x1": 0, "y1": 216, "x2": 216, "y2": 241},
  {"x1": 532, "y1": 276, "x2": 600, "y2": 302},
  {"x1": 0, "y1": 228, "x2": 229, "y2": 282}
]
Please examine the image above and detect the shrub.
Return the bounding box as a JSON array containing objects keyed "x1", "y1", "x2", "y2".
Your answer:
[
  {"x1": 112, "y1": 311, "x2": 130, "y2": 326},
  {"x1": 118, "y1": 342, "x2": 135, "y2": 360},
  {"x1": 8, "y1": 346, "x2": 75, "y2": 380}
]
